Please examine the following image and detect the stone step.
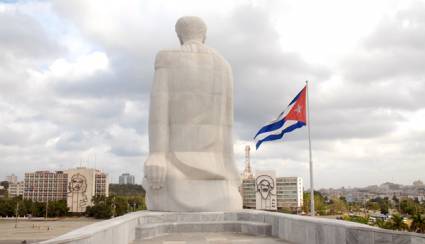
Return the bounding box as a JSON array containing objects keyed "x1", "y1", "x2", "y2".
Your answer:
[{"x1": 135, "y1": 221, "x2": 272, "y2": 240}]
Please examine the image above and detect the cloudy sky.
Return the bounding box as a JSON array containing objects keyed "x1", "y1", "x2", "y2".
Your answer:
[{"x1": 1, "y1": 0, "x2": 424, "y2": 189}]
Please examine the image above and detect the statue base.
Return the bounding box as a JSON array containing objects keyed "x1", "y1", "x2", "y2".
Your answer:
[{"x1": 145, "y1": 179, "x2": 242, "y2": 212}]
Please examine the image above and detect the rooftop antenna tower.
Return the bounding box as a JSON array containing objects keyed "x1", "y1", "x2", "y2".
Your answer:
[{"x1": 242, "y1": 145, "x2": 254, "y2": 180}]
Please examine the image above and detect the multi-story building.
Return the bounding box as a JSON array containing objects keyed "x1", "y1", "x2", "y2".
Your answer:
[
  {"x1": 276, "y1": 177, "x2": 303, "y2": 210},
  {"x1": 239, "y1": 146, "x2": 303, "y2": 211},
  {"x1": 65, "y1": 167, "x2": 109, "y2": 212},
  {"x1": 23, "y1": 167, "x2": 109, "y2": 213},
  {"x1": 24, "y1": 171, "x2": 68, "y2": 202},
  {"x1": 241, "y1": 176, "x2": 303, "y2": 211},
  {"x1": 241, "y1": 178, "x2": 256, "y2": 209},
  {"x1": 95, "y1": 171, "x2": 108, "y2": 196},
  {"x1": 6, "y1": 174, "x2": 17, "y2": 184},
  {"x1": 8, "y1": 181, "x2": 24, "y2": 197},
  {"x1": 119, "y1": 173, "x2": 135, "y2": 185}
]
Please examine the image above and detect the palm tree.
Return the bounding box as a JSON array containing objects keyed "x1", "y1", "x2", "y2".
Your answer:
[
  {"x1": 410, "y1": 214, "x2": 425, "y2": 233},
  {"x1": 390, "y1": 214, "x2": 408, "y2": 231},
  {"x1": 376, "y1": 219, "x2": 392, "y2": 229}
]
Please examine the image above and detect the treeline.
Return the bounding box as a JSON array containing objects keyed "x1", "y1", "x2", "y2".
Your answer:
[
  {"x1": 0, "y1": 181, "x2": 9, "y2": 198},
  {"x1": 303, "y1": 192, "x2": 425, "y2": 233},
  {"x1": 343, "y1": 213, "x2": 425, "y2": 233},
  {"x1": 303, "y1": 192, "x2": 425, "y2": 216},
  {"x1": 109, "y1": 184, "x2": 145, "y2": 196},
  {"x1": 86, "y1": 195, "x2": 146, "y2": 219},
  {"x1": 0, "y1": 197, "x2": 68, "y2": 217},
  {"x1": 0, "y1": 195, "x2": 146, "y2": 219}
]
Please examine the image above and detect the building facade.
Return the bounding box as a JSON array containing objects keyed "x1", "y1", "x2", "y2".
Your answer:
[
  {"x1": 65, "y1": 167, "x2": 109, "y2": 213},
  {"x1": 23, "y1": 167, "x2": 109, "y2": 213},
  {"x1": 276, "y1": 177, "x2": 303, "y2": 210},
  {"x1": 241, "y1": 178, "x2": 256, "y2": 209},
  {"x1": 118, "y1": 173, "x2": 134, "y2": 185},
  {"x1": 239, "y1": 148, "x2": 303, "y2": 211},
  {"x1": 8, "y1": 181, "x2": 24, "y2": 197},
  {"x1": 119, "y1": 173, "x2": 135, "y2": 185},
  {"x1": 240, "y1": 145, "x2": 256, "y2": 209},
  {"x1": 241, "y1": 175, "x2": 303, "y2": 211},
  {"x1": 24, "y1": 171, "x2": 68, "y2": 202}
]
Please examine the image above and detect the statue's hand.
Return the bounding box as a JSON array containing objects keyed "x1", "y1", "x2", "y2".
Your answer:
[{"x1": 144, "y1": 154, "x2": 167, "y2": 190}]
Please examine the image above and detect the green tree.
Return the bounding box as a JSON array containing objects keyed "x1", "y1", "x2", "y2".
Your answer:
[
  {"x1": 303, "y1": 191, "x2": 327, "y2": 215},
  {"x1": 127, "y1": 196, "x2": 146, "y2": 211},
  {"x1": 329, "y1": 197, "x2": 348, "y2": 215},
  {"x1": 113, "y1": 196, "x2": 128, "y2": 216},
  {"x1": 380, "y1": 203, "x2": 389, "y2": 215},
  {"x1": 109, "y1": 184, "x2": 145, "y2": 196},
  {"x1": 368, "y1": 197, "x2": 390, "y2": 215},
  {"x1": 389, "y1": 214, "x2": 408, "y2": 231},
  {"x1": 366, "y1": 201, "x2": 380, "y2": 211},
  {"x1": 86, "y1": 195, "x2": 113, "y2": 219},
  {"x1": 0, "y1": 198, "x2": 15, "y2": 216},
  {"x1": 0, "y1": 181, "x2": 9, "y2": 190},
  {"x1": 48, "y1": 200, "x2": 69, "y2": 217},
  {"x1": 400, "y1": 199, "x2": 418, "y2": 215},
  {"x1": 342, "y1": 215, "x2": 368, "y2": 224},
  {"x1": 410, "y1": 214, "x2": 425, "y2": 233},
  {"x1": 375, "y1": 219, "x2": 392, "y2": 229}
]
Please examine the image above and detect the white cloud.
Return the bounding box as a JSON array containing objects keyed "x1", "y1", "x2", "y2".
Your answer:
[
  {"x1": 29, "y1": 51, "x2": 109, "y2": 83},
  {"x1": 0, "y1": 0, "x2": 424, "y2": 189}
]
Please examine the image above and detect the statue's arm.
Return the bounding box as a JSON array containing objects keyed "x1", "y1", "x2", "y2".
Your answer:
[
  {"x1": 225, "y1": 63, "x2": 234, "y2": 126},
  {"x1": 149, "y1": 51, "x2": 170, "y2": 153},
  {"x1": 144, "y1": 51, "x2": 170, "y2": 190}
]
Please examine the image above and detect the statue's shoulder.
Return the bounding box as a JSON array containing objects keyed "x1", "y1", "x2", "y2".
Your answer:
[
  {"x1": 154, "y1": 46, "x2": 231, "y2": 70},
  {"x1": 154, "y1": 49, "x2": 180, "y2": 69},
  {"x1": 192, "y1": 45, "x2": 232, "y2": 70},
  {"x1": 155, "y1": 48, "x2": 181, "y2": 60},
  {"x1": 207, "y1": 47, "x2": 231, "y2": 68}
]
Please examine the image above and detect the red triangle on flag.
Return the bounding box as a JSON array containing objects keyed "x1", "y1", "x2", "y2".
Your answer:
[{"x1": 285, "y1": 87, "x2": 307, "y2": 124}]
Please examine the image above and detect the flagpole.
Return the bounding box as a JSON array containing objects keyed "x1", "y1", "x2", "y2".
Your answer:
[{"x1": 306, "y1": 80, "x2": 315, "y2": 216}]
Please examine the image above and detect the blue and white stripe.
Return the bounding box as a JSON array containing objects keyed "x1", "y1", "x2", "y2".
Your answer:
[{"x1": 254, "y1": 92, "x2": 306, "y2": 150}]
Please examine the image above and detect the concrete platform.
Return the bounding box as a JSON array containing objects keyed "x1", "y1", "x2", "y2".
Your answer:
[
  {"x1": 38, "y1": 210, "x2": 425, "y2": 244},
  {"x1": 131, "y1": 232, "x2": 289, "y2": 244},
  {"x1": 135, "y1": 220, "x2": 272, "y2": 240}
]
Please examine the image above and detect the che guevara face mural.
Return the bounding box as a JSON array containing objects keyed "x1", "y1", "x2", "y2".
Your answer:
[
  {"x1": 68, "y1": 173, "x2": 88, "y2": 211},
  {"x1": 69, "y1": 173, "x2": 87, "y2": 193},
  {"x1": 256, "y1": 175, "x2": 275, "y2": 200}
]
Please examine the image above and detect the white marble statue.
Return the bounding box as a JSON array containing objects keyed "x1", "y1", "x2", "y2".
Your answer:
[{"x1": 143, "y1": 16, "x2": 242, "y2": 211}]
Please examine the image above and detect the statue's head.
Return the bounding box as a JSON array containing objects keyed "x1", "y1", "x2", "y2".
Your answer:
[{"x1": 175, "y1": 16, "x2": 207, "y2": 45}]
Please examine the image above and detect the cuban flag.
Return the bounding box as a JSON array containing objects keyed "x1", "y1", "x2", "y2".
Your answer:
[{"x1": 254, "y1": 86, "x2": 307, "y2": 150}]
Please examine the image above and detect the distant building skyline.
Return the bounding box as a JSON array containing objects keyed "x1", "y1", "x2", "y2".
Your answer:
[
  {"x1": 319, "y1": 180, "x2": 425, "y2": 204},
  {"x1": 5, "y1": 174, "x2": 17, "y2": 184},
  {"x1": 119, "y1": 173, "x2": 135, "y2": 185},
  {"x1": 8, "y1": 181, "x2": 24, "y2": 198}
]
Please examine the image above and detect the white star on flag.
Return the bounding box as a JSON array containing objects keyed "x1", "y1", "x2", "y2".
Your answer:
[{"x1": 294, "y1": 105, "x2": 302, "y2": 114}]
